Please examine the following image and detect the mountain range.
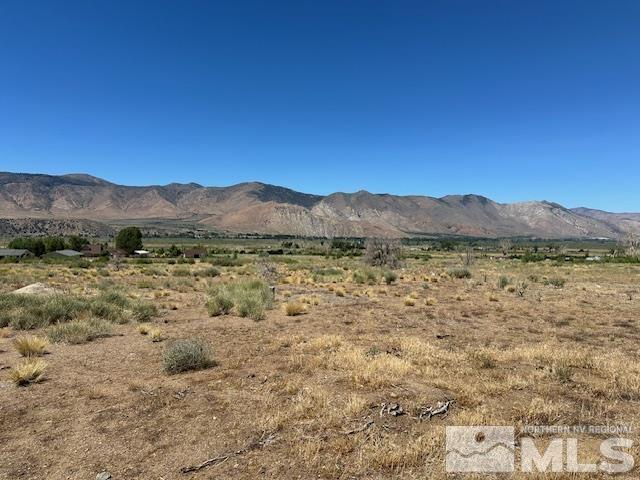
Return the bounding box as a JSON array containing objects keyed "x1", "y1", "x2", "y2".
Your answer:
[{"x1": 0, "y1": 172, "x2": 637, "y2": 239}]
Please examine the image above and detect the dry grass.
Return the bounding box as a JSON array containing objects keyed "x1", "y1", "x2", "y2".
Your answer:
[
  {"x1": 148, "y1": 327, "x2": 165, "y2": 342},
  {"x1": 284, "y1": 301, "x2": 306, "y2": 316},
  {"x1": 0, "y1": 251, "x2": 639, "y2": 478},
  {"x1": 12, "y1": 335, "x2": 49, "y2": 357},
  {"x1": 9, "y1": 359, "x2": 47, "y2": 386}
]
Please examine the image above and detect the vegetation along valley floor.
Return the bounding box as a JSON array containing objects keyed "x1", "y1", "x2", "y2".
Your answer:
[{"x1": 1, "y1": 241, "x2": 639, "y2": 479}]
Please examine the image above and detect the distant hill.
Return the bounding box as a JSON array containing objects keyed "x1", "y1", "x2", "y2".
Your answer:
[
  {"x1": 0, "y1": 171, "x2": 635, "y2": 238},
  {"x1": 571, "y1": 208, "x2": 640, "y2": 235},
  {"x1": 0, "y1": 218, "x2": 115, "y2": 237}
]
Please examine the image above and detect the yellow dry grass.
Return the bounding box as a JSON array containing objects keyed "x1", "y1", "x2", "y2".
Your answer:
[
  {"x1": 9, "y1": 359, "x2": 47, "y2": 386},
  {"x1": 12, "y1": 336, "x2": 48, "y2": 357}
]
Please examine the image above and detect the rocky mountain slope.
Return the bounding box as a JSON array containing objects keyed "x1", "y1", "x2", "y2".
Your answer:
[
  {"x1": 571, "y1": 208, "x2": 640, "y2": 235},
  {"x1": 0, "y1": 218, "x2": 115, "y2": 237},
  {"x1": 0, "y1": 172, "x2": 634, "y2": 238}
]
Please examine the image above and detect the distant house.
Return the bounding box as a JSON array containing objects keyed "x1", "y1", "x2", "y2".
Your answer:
[
  {"x1": 82, "y1": 244, "x2": 106, "y2": 257},
  {"x1": 44, "y1": 249, "x2": 83, "y2": 259},
  {"x1": 108, "y1": 248, "x2": 128, "y2": 259},
  {"x1": 183, "y1": 247, "x2": 207, "y2": 259},
  {"x1": 0, "y1": 248, "x2": 33, "y2": 259},
  {"x1": 133, "y1": 249, "x2": 150, "y2": 257}
]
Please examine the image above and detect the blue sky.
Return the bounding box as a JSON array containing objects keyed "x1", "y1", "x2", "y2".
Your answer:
[{"x1": 0, "y1": 1, "x2": 638, "y2": 211}]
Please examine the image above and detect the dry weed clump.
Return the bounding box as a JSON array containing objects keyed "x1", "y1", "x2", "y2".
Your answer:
[
  {"x1": 46, "y1": 318, "x2": 113, "y2": 344},
  {"x1": 13, "y1": 336, "x2": 49, "y2": 357},
  {"x1": 284, "y1": 301, "x2": 306, "y2": 316},
  {"x1": 148, "y1": 327, "x2": 166, "y2": 342},
  {"x1": 404, "y1": 296, "x2": 416, "y2": 306},
  {"x1": 10, "y1": 359, "x2": 47, "y2": 386}
]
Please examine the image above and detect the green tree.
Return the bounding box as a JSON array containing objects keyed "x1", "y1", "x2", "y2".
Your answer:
[
  {"x1": 43, "y1": 236, "x2": 67, "y2": 253},
  {"x1": 8, "y1": 237, "x2": 46, "y2": 256},
  {"x1": 68, "y1": 235, "x2": 89, "y2": 251},
  {"x1": 115, "y1": 227, "x2": 143, "y2": 255}
]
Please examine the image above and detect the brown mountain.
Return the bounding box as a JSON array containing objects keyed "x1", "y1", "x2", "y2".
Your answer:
[
  {"x1": 0, "y1": 172, "x2": 633, "y2": 238},
  {"x1": 571, "y1": 208, "x2": 640, "y2": 235}
]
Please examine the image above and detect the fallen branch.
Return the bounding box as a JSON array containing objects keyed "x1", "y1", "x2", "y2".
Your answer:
[
  {"x1": 342, "y1": 419, "x2": 374, "y2": 435},
  {"x1": 181, "y1": 431, "x2": 276, "y2": 474},
  {"x1": 418, "y1": 400, "x2": 453, "y2": 420}
]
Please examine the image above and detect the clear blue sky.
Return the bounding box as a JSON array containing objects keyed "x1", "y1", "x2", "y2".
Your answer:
[{"x1": 0, "y1": 1, "x2": 638, "y2": 211}]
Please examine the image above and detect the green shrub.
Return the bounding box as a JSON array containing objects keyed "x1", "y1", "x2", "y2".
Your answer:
[
  {"x1": 173, "y1": 267, "x2": 191, "y2": 277},
  {"x1": 47, "y1": 318, "x2": 113, "y2": 344},
  {"x1": 194, "y1": 267, "x2": 220, "y2": 278},
  {"x1": 310, "y1": 267, "x2": 344, "y2": 283},
  {"x1": 88, "y1": 299, "x2": 126, "y2": 323},
  {"x1": 0, "y1": 290, "x2": 157, "y2": 330},
  {"x1": 449, "y1": 268, "x2": 472, "y2": 279},
  {"x1": 206, "y1": 279, "x2": 273, "y2": 320},
  {"x1": 163, "y1": 338, "x2": 215, "y2": 374},
  {"x1": 209, "y1": 256, "x2": 243, "y2": 267},
  {"x1": 544, "y1": 277, "x2": 566, "y2": 288},
  {"x1": 498, "y1": 275, "x2": 511, "y2": 289},
  {"x1": 383, "y1": 270, "x2": 398, "y2": 285},
  {"x1": 130, "y1": 301, "x2": 159, "y2": 322},
  {"x1": 353, "y1": 268, "x2": 378, "y2": 285},
  {"x1": 142, "y1": 267, "x2": 165, "y2": 276},
  {"x1": 206, "y1": 289, "x2": 234, "y2": 316}
]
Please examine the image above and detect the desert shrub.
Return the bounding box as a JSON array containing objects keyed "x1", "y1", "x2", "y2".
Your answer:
[
  {"x1": 163, "y1": 338, "x2": 215, "y2": 374},
  {"x1": 96, "y1": 290, "x2": 130, "y2": 308},
  {"x1": 498, "y1": 275, "x2": 511, "y2": 289},
  {"x1": 449, "y1": 268, "x2": 472, "y2": 279},
  {"x1": 544, "y1": 277, "x2": 566, "y2": 288},
  {"x1": 521, "y1": 252, "x2": 546, "y2": 263},
  {"x1": 353, "y1": 268, "x2": 378, "y2": 285},
  {"x1": 177, "y1": 257, "x2": 196, "y2": 264},
  {"x1": 13, "y1": 336, "x2": 48, "y2": 357},
  {"x1": 284, "y1": 301, "x2": 306, "y2": 316},
  {"x1": 236, "y1": 295, "x2": 267, "y2": 320},
  {"x1": 206, "y1": 288, "x2": 235, "y2": 316},
  {"x1": 131, "y1": 301, "x2": 159, "y2": 322},
  {"x1": 2, "y1": 295, "x2": 87, "y2": 330},
  {"x1": 89, "y1": 299, "x2": 126, "y2": 323},
  {"x1": 10, "y1": 359, "x2": 47, "y2": 386},
  {"x1": 206, "y1": 279, "x2": 273, "y2": 320},
  {"x1": 47, "y1": 318, "x2": 113, "y2": 344},
  {"x1": 515, "y1": 280, "x2": 528, "y2": 297},
  {"x1": 383, "y1": 270, "x2": 397, "y2": 285},
  {"x1": 142, "y1": 267, "x2": 166, "y2": 276},
  {"x1": 311, "y1": 267, "x2": 344, "y2": 283},
  {"x1": 173, "y1": 267, "x2": 191, "y2": 277},
  {"x1": 194, "y1": 267, "x2": 220, "y2": 278},
  {"x1": 137, "y1": 280, "x2": 154, "y2": 289},
  {"x1": 363, "y1": 238, "x2": 401, "y2": 268},
  {"x1": 209, "y1": 255, "x2": 243, "y2": 267}
]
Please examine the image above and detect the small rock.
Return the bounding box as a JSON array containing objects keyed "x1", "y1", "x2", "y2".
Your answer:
[{"x1": 96, "y1": 472, "x2": 112, "y2": 480}]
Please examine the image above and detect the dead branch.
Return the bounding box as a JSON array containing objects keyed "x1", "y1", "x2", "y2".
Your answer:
[
  {"x1": 341, "y1": 419, "x2": 374, "y2": 435},
  {"x1": 181, "y1": 431, "x2": 277, "y2": 474},
  {"x1": 418, "y1": 399, "x2": 453, "y2": 420}
]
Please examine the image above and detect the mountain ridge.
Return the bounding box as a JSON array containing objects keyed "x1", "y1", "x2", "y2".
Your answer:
[{"x1": 0, "y1": 171, "x2": 635, "y2": 238}]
